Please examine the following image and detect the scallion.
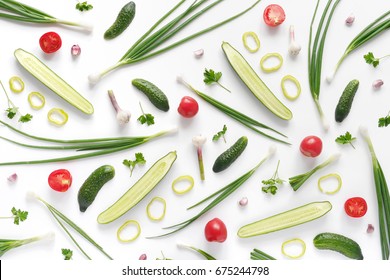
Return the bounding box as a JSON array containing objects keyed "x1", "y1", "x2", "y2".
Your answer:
[
  {"x1": 0, "y1": 232, "x2": 54, "y2": 257},
  {"x1": 250, "y1": 248, "x2": 276, "y2": 260}
]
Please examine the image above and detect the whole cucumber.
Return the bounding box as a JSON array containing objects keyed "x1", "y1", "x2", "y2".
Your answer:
[
  {"x1": 313, "y1": 232, "x2": 363, "y2": 260},
  {"x1": 132, "y1": 78, "x2": 170, "y2": 112},
  {"x1": 104, "y1": 2, "x2": 136, "y2": 40},
  {"x1": 335, "y1": 79, "x2": 359, "y2": 122},
  {"x1": 212, "y1": 136, "x2": 248, "y2": 173}
]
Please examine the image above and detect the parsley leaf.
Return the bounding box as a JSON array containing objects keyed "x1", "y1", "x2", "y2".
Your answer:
[
  {"x1": 335, "y1": 131, "x2": 356, "y2": 149},
  {"x1": 62, "y1": 248, "x2": 73, "y2": 260},
  {"x1": 137, "y1": 103, "x2": 155, "y2": 126},
  {"x1": 378, "y1": 112, "x2": 390, "y2": 128},
  {"x1": 364, "y1": 52, "x2": 380, "y2": 68},
  {"x1": 11, "y1": 207, "x2": 28, "y2": 225},
  {"x1": 6, "y1": 107, "x2": 17, "y2": 119},
  {"x1": 261, "y1": 160, "x2": 284, "y2": 195},
  {"x1": 203, "y1": 68, "x2": 231, "y2": 92},
  {"x1": 123, "y1": 153, "x2": 146, "y2": 176},
  {"x1": 262, "y1": 185, "x2": 278, "y2": 195},
  {"x1": 76, "y1": 1, "x2": 93, "y2": 12},
  {"x1": 212, "y1": 124, "x2": 227, "y2": 143},
  {"x1": 19, "y1": 113, "x2": 33, "y2": 123}
]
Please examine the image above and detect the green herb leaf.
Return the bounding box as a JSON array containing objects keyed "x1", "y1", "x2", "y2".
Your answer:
[
  {"x1": 62, "y1": 248, "x2": 73, "y2": 260},
  {"x1": 123, "y1": 152, "x2": 146, "y2": 176},
  {"x1": 203, "y1": 68, "x2": 230, "y2": 92},
  {"x1": 364, "y1": 52, "x2": 380, "y2": 68},
  {"x1": 6, "y1": 107, "x2": 17, "y2": 119},
  {"x1": 11, "y1": 207, "x2": 28, "y2": 225},
  {"x1": 261, "y1": 160, "x2": 284, "y2": 195},
  {"x1": 137, "y1": 113, "x2": 154, "y2": 126},
  {"x1": 378, "y1": 112, "x2": 390, "y2": 128},
  {"x1": 262, "y1": 185, "x2": 278, "y2": 195},
  {"x1": 212, "y1": 124, "x2": 227, "y2": 142},
  {"x1": 335, "y1": 131, "x2": 356, "y2": 148},
  {"x1": 18, "y1": 113, "x2": 33, "y2": 123},
  {"x1": 76, "y1": 1, "x2": 93, "y2": 12}
]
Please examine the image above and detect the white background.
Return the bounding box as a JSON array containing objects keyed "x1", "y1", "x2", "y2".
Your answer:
[{"x1": 0, "y1": 0, "x2": 390, "y2": 266}]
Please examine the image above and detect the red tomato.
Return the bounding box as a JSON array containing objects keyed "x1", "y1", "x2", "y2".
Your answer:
[
  {"x1": 177, "y1": 96, "x2": 199, "y2": 118},
  {"x1": 204, "y1": 218, "x2": 227, "y2": 243},
  {"x1": 48, "y1": 169, "x2": 72, "y2": 192},
  {"x1": 300, "y1": 135, "x2": 323, "y2": 157},
  {"x1": 263, "y1": 4, "x2": 286, "y2": 27},
  {"x1": 344, "y1": 197, "x2": 368, "y2": 218},
  {"x1": 39, "y1": 32, "x2": 62, "y2": 53}
]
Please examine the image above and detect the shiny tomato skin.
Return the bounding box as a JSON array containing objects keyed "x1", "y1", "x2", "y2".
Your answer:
[
  {"x1": 263, "y1": 4, "x2": 286, "y2": 27},
  {"x1": 177, "y1": 96, "x2": 199, "y2": 118},
  {"x1": 300, "y1": 135, "x2": 323, "y2": 157},
  {"x1": 39, "y1": 32, "x2": 62, "y2": 53},
  {"x1": 344, "y1": 197, "x2": 368, "y2": 218},
  {"x1": 48, "y1": 169, "x2": 72, "y2": 192},
  {"x1": 204, "y1": 218, "x2": 227, "y2": 243}
]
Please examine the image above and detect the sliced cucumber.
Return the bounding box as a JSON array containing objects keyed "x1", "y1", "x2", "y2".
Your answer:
[
  {"x1": 14, "y1": 48, "x2": 94, "y2": 115},
  {"x1": 237, "y1": 201, "x2": 332, "y2": 238},
  {"x1": 221, "y1": 42, "x2": 292, "y2": 120},
  {"x1": 97, "y1": 151, "x2": 177, "y2": 224}
]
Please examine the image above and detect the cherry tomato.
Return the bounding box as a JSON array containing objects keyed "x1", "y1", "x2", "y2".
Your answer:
[
  {"x1": 177, "y1": 96, "x2": 199, "y2": 118},
  {"x1": 263, "y1": 4, "x2": 286, "y2": 27},
  {"x1": 300, "y1": 135, "x2": 323, "y2": 157},
  {"x1": 48, "y1": 169, "x2": 72, "y2": 192},
  {"x1": 204, "y1": 217, "x2": 227, "y2": 243},
  {"x1": 344, "y1": 197, "x2": 368, "y2": 218},
  {"x1": 39, "y1": 32, "x2": 62, "y2": 53}
]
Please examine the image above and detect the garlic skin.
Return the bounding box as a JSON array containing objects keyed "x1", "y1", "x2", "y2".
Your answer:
[
  {"x1": 193, "y1": 49, "x2": 204, "y2": 58},
  {"x1": 288, "y1": 25, "x2": 301, "y2": 56},
  {"x1": 345, "y1": 14, "x2": 355, "y2": 26},
  {"x1": 239, "y1": 197, "x2": 248, "y2": 207},
  {"x1": 71, "y1": 44, "x2": 81, "y2": 56},
  {"x1": 372, "y1": 79, "x2": 384, "y2": 89}
]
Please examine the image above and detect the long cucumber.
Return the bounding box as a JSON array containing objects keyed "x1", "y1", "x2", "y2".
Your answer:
[
  {"x1": 14, "y1": 48, "x2": 94, "y2": 115},
  {"x1": 237, "y1": 201, "x2": 332, "y2": 238},
  {"x1": 97, "y1": 151, "x2": 177, "y2": 224},
  {"x1": 221, "y1": 42, "x2": 292, "y2": 120}
]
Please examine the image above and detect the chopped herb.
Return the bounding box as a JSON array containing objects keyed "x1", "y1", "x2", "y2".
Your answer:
[
  {"x1": 123, "y1": 153, "x2": 146, "y2": 177},
  {"x1": 335, "y1": 131, "x2": 356, "y2": 149},
  {"x1": 62, "y1": 248, "x2": 73, "y2": 260},
  {"x1": 261, "y1": 160, "x2": 284, "y2": 195},
  {"x1": 19, "y1": 113, "x2": 33, "y2": 123},
  {"x1": 76, "y1": 1, "x2": 93, "y2": 12},
  {"x1": 137, "y1": 103, "x2": 154, "y2": 126},
  {"x1": 364, "y1": 52, "x2": 390, "y2": 68},
  {"x1": 203, "y1": 68, "x2": 230, "y2": 92},
  {"x1": 378, "y1": 112, "x2": 390, "y2": 128},
  {"x1": 212, "y1": 125, "x2": 227, "y2": 143},
  {"x1": 0, "y1": 207, "x2": 28, "y2": 225}
]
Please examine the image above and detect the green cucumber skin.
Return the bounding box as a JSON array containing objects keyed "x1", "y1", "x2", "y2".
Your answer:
[
  {"x1": 212, "y1": 136, "x2": 248, "y2": 173},
  {"x1": 335, "y1": 79, "x2": 359, "y2": 122},
  {"x1": 132, "y1": 78, "x2": 170, "y2": 112},
  {"x1": 104, "y1": 1, "x2": 136, "y2": 40},
  {"x1": 78, "y1": 165, "x2": 115, "y2": 212},
  {"x1": 313, "y1": 232, "x2": 364, "y2": 260}
]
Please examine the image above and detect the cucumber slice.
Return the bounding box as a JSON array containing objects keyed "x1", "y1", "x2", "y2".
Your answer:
[
  {"x1": 221, "y1": 42, "x2": 292, "y2": 120},
  {"x1": 14, "y1": 48, "x2": 94, "y2": 115},
  {"x1": 97, "y1": 151, "x2": 177, "y2": 224},
  {"x1": 238, "y1": 201, "x2": 332, "y2": 238}
]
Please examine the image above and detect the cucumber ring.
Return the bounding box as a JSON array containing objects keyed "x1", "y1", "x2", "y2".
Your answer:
[
  {"x1": 242, "y1": 31, "x2": 260, "y2": 53},
  {"x1": 47, "y1": 108, "x2": 68, "y2": 126},
  {"x1": 117, "y1": 220, "x2": 141, "y2": 242},
  {"x1": 146, "y1": 196, "x2": 166, "y2": 221},
  {"x1": 318, "y1": 173, "x2": 342, "y2": 194},
  {"x1": 281, "y1": 75, "x2": 301, "y2": 100},
  {"x1": 260, "y1": 53, "x2": 283, "y2": 72},
  {"x1": 172, "y1": 175, "x2": 194, "y2": 195},
  {"x1": 9, "y1": 76, "x2": 25, "y2": 93},
  {"x1": 281, "y1": 238, "x2": 306, "y2": 259},
  {"x1": 28, "y1": 91, "x2": 45, "y2": 110}
]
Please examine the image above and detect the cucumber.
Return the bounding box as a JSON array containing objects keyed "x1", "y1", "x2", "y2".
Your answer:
[
  {"x1": 14, "y1": 48, "x2": 94, "y2": 115},
  {"x1": 335, "y1": 79, "x2": 359, "y2": 122},
  {"x1": 238, "y1": 201, "x2": 332, "y2": 238},
  {"x1": 97, "y1": 151, "x2": 177, "y2": 224},
  {"x1": 104, "y1": 1, "x2": 136, "y2": 40},
  {"x1": 78, "y1": 165, "x2": 115, "y2": 212},
  {"x1": 212, "y1": 136, "x2": 248, "y2": 173},
  {"x1": 313, "y1": 232, "x2": 364, "y2": 260},
  {"x1": 221, "y1": 42, "x2": 292, "y2": 120},
  {"x1": 132, "y1": 78, "x2": 170, "y2": 112}
]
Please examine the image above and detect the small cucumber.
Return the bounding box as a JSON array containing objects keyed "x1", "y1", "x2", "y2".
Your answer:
[
  {"x1": 104, "y1": 1, "x2": 136, "y2": 40},
  {"x1": 335, "y1": 79, "x2": 359, "y2": 122},
  {"x1": 97, "y1": 151, "x2": 177, "y2": 224},
  {"x1": 313, "y1": 232, "x2": 364, "y2": 260},
  {"x1": 212, "y1": 136, "x2": 248, "y2": 173},
  {"x1": 132, "y1": 78, "x2": 170, "y2": 112},
  {"x1": 78, "y1": 165, "x2": 115, "y2": 212}
]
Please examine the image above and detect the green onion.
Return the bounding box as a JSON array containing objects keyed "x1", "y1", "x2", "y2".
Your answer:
[
  {"x1": 250, "y1": 248, "x2": 276, "y2": 260},
  {"x1": 0, "y1": 120, "x2": 176, "y2": 165},
  {"x1": 308, "y1": 0, "x2": 341, "y2": 130},
  {"x1": 26, "y1": 192, "x2": 113, "y2": 260},
  {"x1": 148, "y1": 146, "x2": 275, "y2": 238},
  {"x1": 289, "y1": 153, "x2": 341, "y2": 191},
  {"x1": 88, "y1": 0, "x2": 262, "y2": 84},
  {"x1": 327, "y1": 10, "x2": 390, "y2": 83},
  {"x1": 0, "y1": 232, "x2": 54, "y2": 257},
  {"x1": 360, "y1": 127, "x2": 390, "y2": 260},
  {"x1": 177, "y1": 244, "x2": 216, "y2": 260},
  {"x1": 0, "y1": 0, "x2": 92, "y2": 31},
  {"x1": 177, "y1": 77, "x2": 290, "y2": 145}
]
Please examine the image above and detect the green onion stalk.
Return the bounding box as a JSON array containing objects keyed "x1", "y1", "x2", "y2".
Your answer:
[
  {"x1": 308, "y1": 0, "x2": 341, "y2": 131},
  {"x1": 0, "y1": 232, "x2": 54, "y2": 257},
  {"x1": 177, "y1": 243, "x2": 216, "y2": 260},
  {"x1": 88, "y1": 0, "x2": 262, "y2": 84},
  {"x1": 360, "y1": 126, "x2": 390, "y2": 260},
  {"x1": 250, "y1": 248, "x2": 276, "y2": 260},
  {"x1": 0, "y1": 0, "x2": 93, "y2": 31},
  {"x1": 327, "y1": 10, "x2": 390, "y2": 83}
]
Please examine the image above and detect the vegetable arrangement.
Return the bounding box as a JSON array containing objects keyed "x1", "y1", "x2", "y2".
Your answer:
[{"x1": 1, "y1": 0, "x2": 389, "y2": 263}]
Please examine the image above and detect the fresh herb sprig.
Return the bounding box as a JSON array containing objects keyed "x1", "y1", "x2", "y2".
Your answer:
[
  {"x1": 1, "y1": 80, "x2": 32, "y2": 123},
  {"x1": 378, "y1": 112, "x2": 390, "y2": 128},
  {"x1": 212, "y1": 125, "x2": 227, "y2": 143},
  {"x1": 203, "y1": 69, "x2": 230, "y2": 92},
  {"x1": 76, "y1": 1, "x2": 93, "y2": 12},
  {"x1": 137, "y1": 103, "x2": 155, "y2": 126},
  {"x1": 123, "y1": 152, "x2": 146, "y2": 177},
  {"x1": 335, "y1": 131, "x2": 356, "y2": 148},
  {"x1": 262, "y1": 160, "x2": 284, "y2": 195},
  {"x1": 62, "y1": 248, "x2": 73, "y2": 260},
  {"x1": 0, "y1": 207, "x2": 28, "y2": 225}
]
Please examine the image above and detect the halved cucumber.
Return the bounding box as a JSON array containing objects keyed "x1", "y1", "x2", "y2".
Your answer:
[
  {"x1": 97, "y1": 151, "x2": 177, "y2": 224},
  {"x1": 221, "y1": 42, "x2": 292, "y2": 120},
  {"x1": 14, "y1": 48, "x2": 94, "y2": 115},
  {"x1": 237, "y1": 201, "x2": 332, "y2": 238}
]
